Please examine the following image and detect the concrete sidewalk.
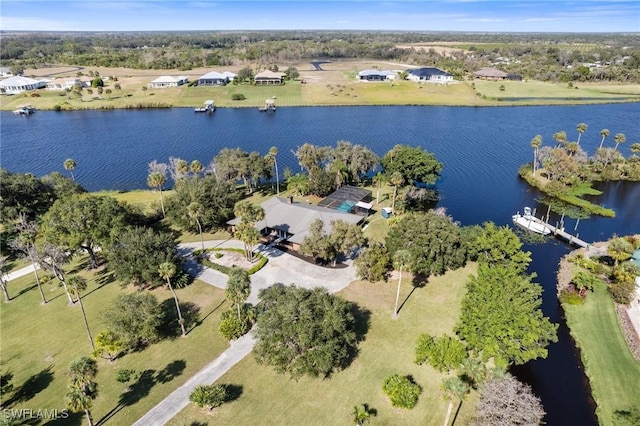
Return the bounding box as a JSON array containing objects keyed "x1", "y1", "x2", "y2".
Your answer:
[
  {"x1": 4, "y1": 263, "x2": 39, "y2": 282},
  {"x1": 132, "y1": 331, "x2": 256, "y2": 426}
]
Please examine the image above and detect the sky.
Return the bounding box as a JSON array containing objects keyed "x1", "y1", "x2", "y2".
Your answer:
[{"x1": 1, "y1": 0, "x2": 639, "y2": 33}]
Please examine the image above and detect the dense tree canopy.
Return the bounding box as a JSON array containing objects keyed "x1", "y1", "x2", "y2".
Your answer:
[
  {"x1": 457, "y1": 264, "x2": 558, "y2": 366},
  {"x1": 40, "y1": 194, "x2": 135, "y2": 268},
  {"x1": 381, "y1": 145, "x2": 443, "y2": 185},
  {"x1": 354, "y1": 243, "x2": 392, "y2": 282},
  {"x1": 254, "y1": 284, "x2": 358, "y2": 379},
  {"x1": 473, "y1": 222, "x2": 532, "y2": 273},
  {"x1": 385, "y1": 211, "x2": 467, "y2": 276},
  {"x1": 0, "y1": 169, "x2": 56, "y2": 225},
  {"x1": 107, "y1": 226, "x2": 181, "y2": 288},
  {"x1": 102, "y1": 292, "x2": 162, "y2": 350},
  {"x1": 300, "y1": 219, "x2": 365, "y2": 265}
]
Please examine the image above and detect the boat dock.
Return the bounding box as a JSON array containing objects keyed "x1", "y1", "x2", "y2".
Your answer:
[{"x1": 527, "y1": 214, "x2": 591, "y2": 248}]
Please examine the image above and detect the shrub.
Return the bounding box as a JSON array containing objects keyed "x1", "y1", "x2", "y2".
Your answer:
[
  {"x1": 115, "y1": 369, "x2": 136, "y2": 383},
  {"x1": 415, "y1": 334, "x2": 467, "y2": 372},
  {"x1": 219, "y1": 307, "x2": 254, "y2": 340},
  {"x1": 559, "y1": 289, "x2": 585, "y2": 305},
  {"x1": 189, "y1": 384, "x2": 227, "y2": 411},
  {"x1": 232, "y1": 93, "x2": 246, "y2": 101},
  {"x1": 215, "y1": 252, "x2": 223, "y2": 259},
  {"x1": 382, "y1": 375, "x2": 421, "y2": 409},
  {"x1": 609, "y1": 280, "x2": 635, "y2": 305}
]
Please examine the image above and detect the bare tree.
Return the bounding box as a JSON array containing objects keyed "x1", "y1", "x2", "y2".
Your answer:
[{"x1": 473, "y1": 374, "x2": 545, "y2": 426}]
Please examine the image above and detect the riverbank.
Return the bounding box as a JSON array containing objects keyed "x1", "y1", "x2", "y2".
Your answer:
[
  {"x1": 2, "y1": 61, "x2": 640, "y2": 111},
  {"x1": 557, "y1": 240, "x2": 640, "y2": 425}
]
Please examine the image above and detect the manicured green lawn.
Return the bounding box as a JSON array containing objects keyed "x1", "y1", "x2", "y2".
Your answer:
[
  {"x1": 0, "y1": 259, "x2": 230, "y2": 425},
  {"x1": 563, "y1": 282, "x2": 640, "y2": 425},
  {"x1": 167, "y1": 263, "x2": 478, "y2": 426}
]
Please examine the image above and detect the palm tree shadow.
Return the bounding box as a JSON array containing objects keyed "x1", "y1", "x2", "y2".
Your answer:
[
  {"x1": 193, "y1": 299, "x2": 226, "y2": 329},
  {"x1": 43, "y1": 411, "x2": 84, "y2": 425},
  {"x1": 396, "y1": 273, "x2": 429, "y2": 315},
  {"x1": 4, "y1": 365, "x2": 55, "y2": 407},
  {"x1": 96, "y1": 369, "x2": 156, "y2": 426},
  {"x1": 158, "y1": 300, "x2": 200, "y2": 339}
]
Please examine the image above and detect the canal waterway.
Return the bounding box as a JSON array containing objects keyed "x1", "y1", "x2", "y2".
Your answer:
[{"x1": 2, "y1": 103, "x2": 639, "y2": 425}]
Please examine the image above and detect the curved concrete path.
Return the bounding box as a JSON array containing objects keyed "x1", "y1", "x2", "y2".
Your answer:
[{"x1": 134, "y1": 240, "x2": 356, "y2": 425}]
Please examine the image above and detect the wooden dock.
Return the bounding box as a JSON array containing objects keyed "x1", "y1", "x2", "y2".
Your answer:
[{"x1": 527, "y1": 215, "x2": 591, "y2": 248}]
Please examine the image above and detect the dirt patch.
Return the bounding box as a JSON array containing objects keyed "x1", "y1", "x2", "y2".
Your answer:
[{"x1": 208, "y1": 250, "x2": 253, "y2": 269}]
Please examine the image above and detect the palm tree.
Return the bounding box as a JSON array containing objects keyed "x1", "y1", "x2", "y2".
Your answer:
[
  {"x1": 226, "y1": 266, "x2": 251, "y2": 318},
  {"x1": 190, "y1": 160, "x2": 203, "y2": 179},
  {"x1": 285, "y1": 171, "x2": 310, "y2": 196},
  {"x1": 441, "y1": 376, "x2": 470, "y2": 426},
  {"x1": 158, "y1": 262, "x2": 186, "y2": 337},
  {"x1": 66, "y1": 357, "x2": 98, "y2": 426},
  {"x1": 392, "y1": 249, "x2": 411, "y2": 318},
  {"x1": 11, "y1": 215, "x2": 46, "y2": 304},
  {"x1": 576, "y1": 123, "x2": 587, "y2": 145},
  {"x1": 630, "y1": 143, "x2": 640, "y2": 157},
  {"x1": 187, "y1": 202, "x2": 205, "y2": 251},
  {"x1": 352, "y1": 404, "x2": 372, "y2": 425},
  {"x1": 329, "y1": 159, "x2": 349, "y2": 189},
  {"x1": 0, "y1": 257, "x2": 11, "y2": 303},
  {"x1": 565, "y1": 141, "x2": 579, "y2": 157},
  {"x1": 267, "y1": 146, "x2": 280, "y2": 195},
  {"x1": 614, "y1": 133, "x2": 627, "y2": 151},
  {"x1": 64, "y1": 158, "x2": 77, "y2": 181},
  {"x1": 67, "y1": 275, "x2": 95, "y2": 351},
  {"x1": 552, "y1": 131, "x2": 567, "y2": 148},
  {"x1": 389, "y1": 171, "x2": 404, "y2": 214},
  {"x1": 233, "y1": 202, "x2": 265, "y2": 262},
  {"x1": 530, "y1": 135, "x2": 542, "y2": 176},
  {"x1": 372, "y1": 172, "x2": 386, "y2": 204},
  {"x1": 147, "y1": 171, "x2": 167, "y2": 218},
  {"x1": 599, "y1": 128, "x2": 610, "y2": 149}
]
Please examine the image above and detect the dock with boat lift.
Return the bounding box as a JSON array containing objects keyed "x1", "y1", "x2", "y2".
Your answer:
[{"x1": 525, "y1": 213, "x2": 591, "y2": 248}]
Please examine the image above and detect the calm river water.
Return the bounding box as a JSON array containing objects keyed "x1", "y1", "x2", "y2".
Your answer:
[{"x1": 2, "y1": 103, "x2": 639, "y2": 425}]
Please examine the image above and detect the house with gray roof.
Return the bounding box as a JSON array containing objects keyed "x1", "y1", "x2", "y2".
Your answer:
[
  {"x1": 197, "y1": 71, "x2": 229, "y2": 86},
  {"x1": 227, "y1": 196, "x2": 363, "y2": 251},
  {"x1": 357, "y1": 69, "x2": 396, "y2": 81},
  {"x1": 0, "y1": 76, "x2": 48, "y2": 94},
  {"x1": 254, "y1": 70, "x2": 285, "y2": 85},
  {"x1": 406, "y1": 67, "x2": 453, "y2": 83},
  {"x1": 474, "y1": 67, "x2": 507, "y2": 80}
]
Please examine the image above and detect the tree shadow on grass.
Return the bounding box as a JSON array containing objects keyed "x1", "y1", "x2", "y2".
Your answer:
[
  {"x1": 396, "y1": 272, "x2": 429, "y2": 315},
  {"x1": 155, "y1": 359, "x2": 186, "y2": 384},
  {"x1": 96, "y1": 369, "x2": 156, "y2": 426},
  {"x1": 339, "y1": 303, "x2": 371, "y2": 374},
  {"x1": 222, "y1": 384, "x2": 243, "y2": 403},
  {"x1": 194, "y1": 299, "x2": 226, "y2": 329},
  {"x1": 4, "y1": 365, "x2": 54, "y2": 407},
  {"x1": 43, "y1": 411, "x2": 84, "y2": 425},
  {"x1": 158, "y1": 300, "x2": 200, "y2": 339}
]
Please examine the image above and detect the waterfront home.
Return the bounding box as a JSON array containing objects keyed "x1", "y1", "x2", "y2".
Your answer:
[
  {"x1": 227, "y1": 196, "x2": 363, "y2": 252},
  {"x1": 46, "y1": 78, "x2": 86, "y2": 91},
  {"x1": 197, "y1": 71, "x2": 230, "y2": 86},
  {"x1": 474, "y1": 67, "x2": 508, "y2": 80},
  {"x1": 148, "y1": 75, "x2": 189, "y2": 89},
  {"x1": 254, "y1": 70, "x2": 285, "y2": 85},
  {"x1": 222, "y1": 71, "x2": 237, "y2": 81},
  {"x1": 0, "y1": 76, "x2": 48, "y2": 94},
  {"x1": 357, "y1": 69, "x2": 397, "y2": 81},
  {"x1": 406, "y1": 67, "x2": 453, "y2": 83}
]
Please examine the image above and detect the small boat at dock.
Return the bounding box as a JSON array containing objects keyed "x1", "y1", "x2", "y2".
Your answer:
[
  {"x1": 13, "y1": 105, "x2": 36, "y2": 115},
  {"x1": 512, "y1": 207, "x2": 552, "y2": 235},
  {"x1": 195, "y1": 100, "x2": 215, "y2": 113}
]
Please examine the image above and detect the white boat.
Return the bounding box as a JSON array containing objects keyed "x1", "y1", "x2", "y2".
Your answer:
[
  {"x1": 195, "y1": 100, "x2": 215, "y2": 113},
  {"x1": 13, "y1": 105, "x2": 36, "y2": 115},
  {"x1": 512, "y1": 207, "x2": 552, "y2": 235}
]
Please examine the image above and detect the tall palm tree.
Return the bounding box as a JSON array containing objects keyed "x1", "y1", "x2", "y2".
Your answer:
[
  {"x1": 66, "y1": 357, "x2": 98, "y2": 426},
  {"x1": 389, "y1": 171, "x2": 404, "y2": 214},
  {"x1": 576, "y1": 123, "x2": 587, "y2": 145},
  {"x1": 67, "y1": 275, "x2": 95, "y2": 351},
  {"x1": 11, "y1": 215, "x2": 46, "y2": 304},
  {"x1": 159, "y1": 262, "x2": 186, "y2": 337},
  {"x1": 226, "y1": 266, "x2": 251, "y2": 318},
  {"x1": 614, "y1": 133, "x2": 626, "y2": 151},
  {"x1": 372, "y1": 172, "x2": 386, "y2": 204},
  {"x1": 392, "y1": 249, "x2": 411, "y2": 318},
  {"x1": 267, "y1": 146, "x2": 280, "y2": 195},
  {"x1": 190, "y1": 160, "x2": 203, "y2": 179},
  {"x1": 599, "y1": 128, "x2": 610, "y2": 149},
  {"x1": 147, "y1": 171, "x2": 167, "y2": 218},
  {"x1": 329, "y1": 159, "x2": 349, "y2": 189},
  {"x1": 187, "y1": 202, "x2": 205, "y2": 252},
  {"x1": 441, "y1": 376, "x2": 470, "y2": 426},
  {"x1": 64, "y1": 158, "x2": 77, "y2": 181},
  {"x1": 630, "y1": 142, "x2": 640, "y2": 157},
  {"x1": 552, "y1": 131, "x2": 567, "y2": 148},
  {"x1": 530, "y1": 135, "x2": 542, "y2": 176},
  {"x1": 285, "y1": 171, "x2": 310, "y2": 196}
]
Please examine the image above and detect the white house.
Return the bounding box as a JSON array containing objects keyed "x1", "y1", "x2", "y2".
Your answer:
[
  {"x1": 0, "y1": 76, "x2": 48, "y2": 94},
  {"x1": 406, "y1": 67, "x2": 453, "y2": 83},
  {"x1": 148, "y1": 75, "x2": 188, "y2": 89},
  {"x1": 197, "y1": 71, "x2": 229, "y2": 86},
  {"x1": 357, "y1": 69, "x2": 396, "y2": 81},
  {"x1": 46, "y1": 78, "x2": 85, "y2": 91},
  {"x1": 0, "y1": 67, "x2": 12, "y2": 77}
]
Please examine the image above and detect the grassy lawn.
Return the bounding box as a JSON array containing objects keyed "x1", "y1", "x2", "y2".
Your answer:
[
  {"x1": 563, "y1": 282, "x2": 640, "y2": 425},
  {"x1": 167, "y1": 263, "x2": 478, "y2": 426},
  {"x1": 0, "y1": 259, "x2": 230, "y2": 425},
  {"x1": 94, "y1": 189, "x2": 173, "y2": 215},
  {"x1": 473, "y1": 79, "x2": 640, "y2": 102}
]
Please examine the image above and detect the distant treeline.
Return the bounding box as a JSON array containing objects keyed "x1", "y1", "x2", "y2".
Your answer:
[{"x1": 1, "y1": 31, "x2": 639, "y2": 83}]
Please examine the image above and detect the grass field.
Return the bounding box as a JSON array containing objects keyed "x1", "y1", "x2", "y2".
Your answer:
[
  {"x1": 0, "y1": 259, "x2": 230, "y2": 425},
  {"x1": 3, "y1": 59, "x2": 640, "y2": 111},
  {"x1": 167, "y1": 263, "x2": 478, "y2": 426},
  {"x1": 563, "y1": 282, "x2": 640, "y2": 425}
]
